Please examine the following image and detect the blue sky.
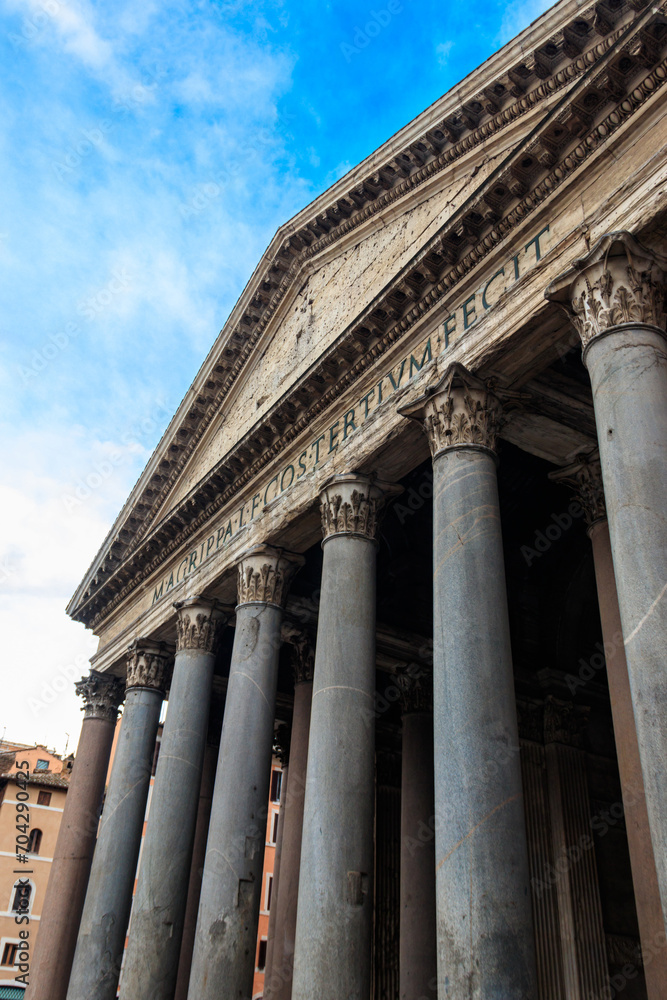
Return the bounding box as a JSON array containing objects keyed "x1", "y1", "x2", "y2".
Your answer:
[{"x1": 0, "y1": 0, "x2": 553, "y2": 753}]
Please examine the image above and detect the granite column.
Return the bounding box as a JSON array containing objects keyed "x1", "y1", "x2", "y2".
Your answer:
[
  {"x1": 119, "y1": 597, "x2": 226, "y2": 1000},
  {"x1": 397, "y1": 664, "x2": 437, "y2": 1000},
  {"x1": 291, "y1": 473, "x2": 396, "y2": 1000},
  {"x1": 26, "y1": 671, "x2": 123, "y2": 1000},
  {"x1": 66, "y1": 641, "x2": 171, "y2": 1000},
  {"x1": 551, "y1": 449, "x2": 667, "y2": 996},
  {"x1": 264, "y1": 632, "x2": 314, "y2": 1000},
  {"x1": 547, "y1": 231, "x2": 667, "y2": 924},
  {"x1": 187, "y1": 546, "x2": 303, "y2": 1000},
  {"x1": 400, "y1": 364, "x2": 536, "y2": 999}
]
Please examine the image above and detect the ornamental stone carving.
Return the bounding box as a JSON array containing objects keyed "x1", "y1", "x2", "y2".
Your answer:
[
  {"x1": 549, "y1": 448, "x2": 606, "y2": 527},
  {"x1": 543, "y1": 696, "x2": 589, "y2": 749},
  {"x1": 398, "y1": 362, "x2": 503, "y2": 459},
  {"x1": 395, "y1": 663, "x2": 432, "y2": 715},
  {"x1": 125, "y1": 639, "x2": 173, "y2": 693},
  {"x1": 174, "y1": 596, "x2": 227, "y2": 653},
  {"x1": 545, "y1": 231, "x2": 667, "y2": 352},
  {"x1": 75, "y1": 670, "x2": 124, "y2": 722},
  {"x1": 236, "y1": 545, "x2": 304, "y2": 608},
  {"x1": 282, "y1": 622, "x2": 315, "y2": 684},
  {"x1": 320, "y1": 473, "x2": 396, "y2": 542}
]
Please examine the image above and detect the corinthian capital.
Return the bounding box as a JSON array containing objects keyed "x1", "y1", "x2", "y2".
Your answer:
[
  {"x1": 236, "y1": 545, "x2": 304, "y2": 608},
  {"x1": 282, "y1": 622, "x2": 315, "y2": 683},
  {"x1": 398, "y1": 362, "x2": 502, "y2": 459},
  {"x1": 126, "y1": 639, "x2": 173, "y2": 693},
  {"x1": 75, "y1": 670, "x2": 124, "y2": 722},
  {"x1": 545, "y1": 231, "x2": 667, "y2": 352},
  {"x1": 320, "y1": 473, "x2": 398, "y2": 543},
  {"x1": 549, "y1": 448, "x2": 606, "y2": 528},
  {"x1": 396, "y1": 663, "x2": 433, "y2": 715},
  {"x1": 174, "y1": 597, "x2": 227, "y2": 653}
]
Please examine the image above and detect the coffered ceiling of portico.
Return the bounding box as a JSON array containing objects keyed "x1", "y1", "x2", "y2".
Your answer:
[{"x1": 68, "y1": 0, "x2": 667, "y2": 636}]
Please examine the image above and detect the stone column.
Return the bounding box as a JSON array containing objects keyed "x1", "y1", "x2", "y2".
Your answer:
[
  {"x1": 396, "y1": 665, "x2": 437, "y2": 1000},
  {"x1": 67, "y1": 641, "x2": 171, "y2": 1000},
  {"x1": 551, "y1": 450, "x2": 667, "y2": 998},
  {"x1": 546, "y1": 231, "x2": 667, "y2": 924},
  {"x1": 26, "y1": 671, "x2": 123, "y2": 1000},
  {"x1": 374, "y1": 747, "x2": 401, "y2": 1000},
  {"x1": 187, "y1": 546, "x2": 303, "y2": 1000},
  {"x1": 174, "y1": 680, "x2": 226, "y2": 1000},
  {"x1": 119, "y1": 597, "x2": 226, "y2": 1000},
  {"x1": 400, "y1": 364, "x2": 536, "y2": 999},
  {"x1": 291, "y1": 474, "x2": 396, "y2": 1000},
  {"x1": 264, "y1": 632, "x2": 314, "y2": 1000}
]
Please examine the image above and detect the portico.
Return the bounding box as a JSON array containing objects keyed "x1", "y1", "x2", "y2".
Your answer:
[{"x1": 27, "y1": 0, "x2": 667, "y2": 997}]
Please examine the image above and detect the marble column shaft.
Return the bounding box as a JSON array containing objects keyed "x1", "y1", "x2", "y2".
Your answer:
[
  {"x1": 67, "y1": 641, "x2": 171, "y2": 1000},
  {"x1": 398, "y1": 666, "x2": 437, "y2": 1000},
  {"x1": 400, "y1": 364, "x2": 536, "y2": 1000},
  {"x1": 292, "y1": 474, "x2": 393, "y2": 1000},
  {"x1": 187, "y1": 546, "x2": 303, "y2": 1000},
  {"x1": 26, "y1": 671, "x2": 123, "y2": 1000},
  {"x1": 118, "y1": 597, "x2": 226, "y2": 1000},
  {"x1": 546, "y1": 231, "x2": 667, "y2": 925},
  {"x1": 264, "y1": 637, "x2": 314, "y2": 1000}
]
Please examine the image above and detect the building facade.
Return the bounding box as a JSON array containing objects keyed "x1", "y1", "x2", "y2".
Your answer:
[
  {"x1": 26, "y1": 0, "x2": 667, "y2": 996},
  {"x1": 0, "y1": 744, "x2": 71, "y2": 998}
]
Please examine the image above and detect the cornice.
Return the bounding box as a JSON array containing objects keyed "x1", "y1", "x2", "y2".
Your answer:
[{"x1": 69, "y1": 0, "x2": 667, "y2": 629}]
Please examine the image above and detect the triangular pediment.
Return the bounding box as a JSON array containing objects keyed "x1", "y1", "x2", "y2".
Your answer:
[{"x1": 68, "y1": 0, "x2": 667, "y2": 629}]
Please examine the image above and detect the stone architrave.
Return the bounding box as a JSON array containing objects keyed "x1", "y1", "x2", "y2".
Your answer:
[
  {"x1": 26, "y1": 672, "x2": 123, "y2": 1000},
  {"x1": 264, "y1": 630, "x2": 314, "y2": 1000},
  {"x1": 291, "y1": 473, "x2": 398, "y2": 1000},
  {"x1": 396, "y1": 664, "x2": 437, "y2": 1000},
  {"x1": 546, "y1": 231, "x2": 667, "y2": 924},
  {"x1": 118, "y1": 598, "x2": 226, "y2": 1000},
  {"x1": 551, "y1": 450, "x2": 667, "y2": 999},
  {"x1": 187, "y1": 546, "x2": 303, "y2": 1000},
  {"x1": 399, "y1": 364, "x2": 537, "y2": 999},
  {"x1": 66, "y1": 641, "x2": 172, "y2": 1000}
]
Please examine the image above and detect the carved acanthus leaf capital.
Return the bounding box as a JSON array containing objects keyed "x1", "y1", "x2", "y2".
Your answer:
[
  {"x1": 281, "y1": 622, "x2": 315, "y2": 683},
  {"x1": 398, "y1": 362, "x2": 503, "y2": 458},
  {"x1": 320, "y1": 473, "x2": 398, "y2": 542},
  {"x1": 126, "y1": 639, "x2": 173, "y2": 693},
  {"x1": 237, "y1": 545, "x2": 304, "y2": 608},
  {"x1": 174, "y1": 597, "x2": 227, "y2": 653},
  {"x1": 395, "y1": 663, "x2": 433, "y2": 715},
  {"x1": 75, "y1": 670, "x2": 124, "y2": 722},
  {"x1": 549, "y1": 448, "x2": 606, "y2": 527},
  {"x1": 545, "y1": 231, "x2": 667, "y2": 351},
  {"x1": 544, "y1": 696, "x2": 590, "y2": 748}
]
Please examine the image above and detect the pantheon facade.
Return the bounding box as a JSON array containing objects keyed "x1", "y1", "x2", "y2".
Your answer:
[{"x1": 26, "y1": 0, "x2": 667, "y2": 996}]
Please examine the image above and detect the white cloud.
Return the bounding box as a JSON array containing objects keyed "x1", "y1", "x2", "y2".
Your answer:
[{"x1": 436, "y1": 40, "x2": 453, "y2": 67}]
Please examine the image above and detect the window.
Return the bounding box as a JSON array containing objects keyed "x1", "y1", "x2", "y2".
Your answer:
[
  {"x1": 269, "y1": 769, "x2": 282, "y2": 803},
  {"x1": 37, "y1": 791, "x2": 51, "y2": 806},
  {"x1": 35, "y1": 759, "x2": 49, "y2": 771},
  {"x1": 27, "y1": 829, "x2": 42, "y2": 855},
  {"x1": 11, "y1": 882, "x2": 32, "y2": 913},
  {"x1": 1, "y1": 942, "x2": 19, "y2": 966},
  {"x1": 256, "y1": 939, "x2": 267, "y2": 971},
  {"x1": 265, "y1": 875, "x2": 273, "y2": 913},
  {"x1": 271, "y1": 811, "x2": 280, "y2": 844}
]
